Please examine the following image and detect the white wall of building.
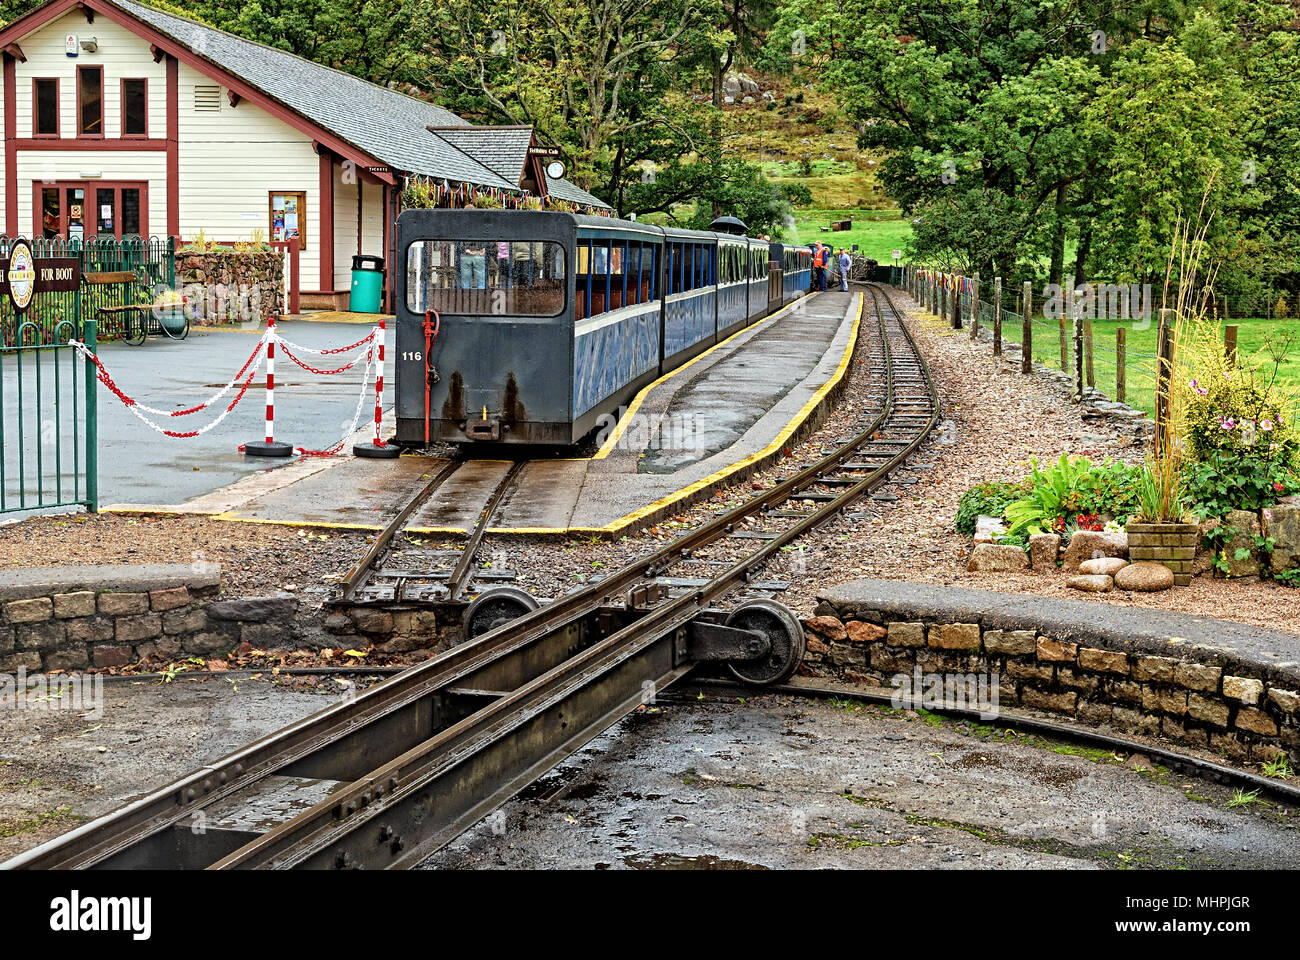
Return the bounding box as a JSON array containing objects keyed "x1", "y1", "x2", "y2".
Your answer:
[
  {"x1": 14, "y1": 13, "x2": 168, "y2": 140},
  {"x1": 16, "y1": 150, "x2": 167, "y2": 236},
  {"x1": 177, "y1": 62, "x2": 321, "y2": 289},
  {"x1": 9, "y1": 12, "x2": 169, "y2": 236},
  {"x1": 333, "y1": 161, "x2": 357, "y2": 291},
  {"x1": 332, "y1": 168, "x2": 387, "y2": 291}
]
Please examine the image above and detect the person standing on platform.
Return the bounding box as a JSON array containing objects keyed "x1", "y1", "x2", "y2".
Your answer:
[
  {"x1": 838, "y1": 248, "x2": 851, "y2": 291},
  {"x1": 813, "y1": 242, "x2": 827, "y2": 291}
]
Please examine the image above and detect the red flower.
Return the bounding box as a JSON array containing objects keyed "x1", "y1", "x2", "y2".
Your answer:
[{"x1": 1275, "y1": 482, "x2": 1285, "y2": 493}]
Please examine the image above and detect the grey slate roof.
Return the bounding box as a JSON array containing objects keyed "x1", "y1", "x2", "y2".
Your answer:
[
  {"x1": 428, "y1": 126, "x2": 534, "y2": 183},
  {"x1": 110, "y1": 0, "x2": 516, "y2": 189},
  {"x1": 544, "y1": 170, "x2": 609, "y2": 208}
]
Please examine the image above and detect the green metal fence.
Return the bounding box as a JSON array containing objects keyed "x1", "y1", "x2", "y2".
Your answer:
[
  {"x1": 1, "y1": 235, "x2": 174, "y2": 347},
  {"x1": 1, "y1": 236, "x2": 104, "y2": 515}
]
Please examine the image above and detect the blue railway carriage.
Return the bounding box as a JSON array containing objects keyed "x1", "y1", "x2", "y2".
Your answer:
[
  {"x1": 394, "y1": 209, "x2": 810, "y2": 447},
  {"x1": 774, "y1": 243, "x2": 813, "y2": 299}
]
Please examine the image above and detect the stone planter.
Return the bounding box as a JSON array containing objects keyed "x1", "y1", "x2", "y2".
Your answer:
[{"x1": 1125, "y1": 521, "x2": 1199, "y2": 586}]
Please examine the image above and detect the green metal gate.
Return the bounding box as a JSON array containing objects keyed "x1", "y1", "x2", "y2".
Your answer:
[{"x1": 1, "y1": 236, "x2": 98, "y2": 514}]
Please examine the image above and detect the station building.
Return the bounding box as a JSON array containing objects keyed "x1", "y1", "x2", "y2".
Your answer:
[{"x1": 0, "y1": 0, "x2": 609, "y2": 309}]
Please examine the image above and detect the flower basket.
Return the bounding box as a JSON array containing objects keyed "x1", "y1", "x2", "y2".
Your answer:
[{"x1": 1124, "y1": 521, "x2": 1199, "y2": 586}]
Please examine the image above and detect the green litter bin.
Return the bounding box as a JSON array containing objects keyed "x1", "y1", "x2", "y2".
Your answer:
[{"x1": 349, "y1": 255, "x2": 385, "y2": 313}]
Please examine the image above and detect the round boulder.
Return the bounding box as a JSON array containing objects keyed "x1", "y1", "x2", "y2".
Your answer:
[
  {"x1": 1114, "y1": 561, "x2": 1175, "y2": 592},
  {"x1": 1067, "y1": 574, "x2": 1113, "y2": 593},
  {"x1": 1079, "y1": 556, "x2": 1128, "y2": 577},
  {"x1": 1061, "y1": 531, "x2": 1128, "y2": 571}
]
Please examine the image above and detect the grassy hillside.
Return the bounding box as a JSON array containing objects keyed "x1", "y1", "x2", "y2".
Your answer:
[{"x1": 720, "y1": 79, "x2": 912, "y2": 255}]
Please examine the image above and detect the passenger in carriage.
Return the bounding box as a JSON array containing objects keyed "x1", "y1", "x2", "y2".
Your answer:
[{"x1": 457, "y1": 240, "x2": 488, "y2": 289}]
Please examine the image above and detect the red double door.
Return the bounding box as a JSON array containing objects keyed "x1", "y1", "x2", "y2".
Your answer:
[{"x1": 34, "y1": 181, "x2": 149, "y2": 241}]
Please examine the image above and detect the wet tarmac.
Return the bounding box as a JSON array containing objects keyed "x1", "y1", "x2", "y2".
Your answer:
[
  {"x1": 217, "y1": 292, "x2": 860, "y2": 534},
  {"x1": 1, "y1": 318, "x2": 392, "y2": 513},
  {"x1": 422, "y1": 689, "x2": 1300, "y2": 870},
  {"x1": 0, "y1": 677, "x2": 351, "y2": 860}
]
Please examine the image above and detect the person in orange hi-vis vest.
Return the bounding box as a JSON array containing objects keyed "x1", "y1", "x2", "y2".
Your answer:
[{"x1": 813, "y1": 242, "x2": 827, "y2": 291}]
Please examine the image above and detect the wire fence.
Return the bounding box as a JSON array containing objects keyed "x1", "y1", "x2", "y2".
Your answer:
[{"x1": 908, "y1": 270, "x2": 1164, "y2": 415}]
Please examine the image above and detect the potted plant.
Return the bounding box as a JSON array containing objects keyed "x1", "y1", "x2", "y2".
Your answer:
[
  {"x1": 152, "y1": 288, "x2": 189, "y2": 336},
  {"x1": 1126, "y1": 456, "x2": 1197, "y2": 585}
]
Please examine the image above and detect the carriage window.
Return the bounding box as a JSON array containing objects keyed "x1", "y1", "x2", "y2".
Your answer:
[{"x1": 405, "y1": 239, "x2": 567, "y2": 316}]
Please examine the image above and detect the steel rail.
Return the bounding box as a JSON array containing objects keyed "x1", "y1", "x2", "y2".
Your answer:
[
  {"x1": 207, "y1": 284, "x2": 941, "y2": 869},
  {"x1": 446, "y1": 459, "x2": 526, "y2": 602},
  {"x1": 335, "y1": 458, "x2": 462, "y2": 602},
  {"x1": 5, "y1": 287, "x2": 936, "y2": 871}
]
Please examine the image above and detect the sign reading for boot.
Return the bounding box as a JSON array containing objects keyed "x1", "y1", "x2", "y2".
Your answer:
[{"x1": 0, "y1": 241, "x2": 80, "y2": 311}]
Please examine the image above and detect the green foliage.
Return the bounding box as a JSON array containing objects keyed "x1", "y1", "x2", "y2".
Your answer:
[
  {"x1": 1003, "y1": 455, "x2": 1140, "y2": 537},
  {"x1": 1134, "y1": 457, "x2": 1187, "y2": 524},
  {"x1": 1278, "y1": 568, "x2": 1300, "y2": 588},
  {"x1": 1176, "y1": 320, "x2": 1300, "y2": 515},
  {"x1": 1183, "y1": 449, "x2": 1299, "y2": 517},
  {"x1": 766, "y1": 0, "x2": 1300, "y2": 298},
  {"x1": 954, "y1": 481, "x2": 1026, "y2": 536}
]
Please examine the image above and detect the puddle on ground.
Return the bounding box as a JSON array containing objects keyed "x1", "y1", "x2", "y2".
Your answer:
[{"x1": 621, "y1": 853, "x2": 768, "y2": 870}]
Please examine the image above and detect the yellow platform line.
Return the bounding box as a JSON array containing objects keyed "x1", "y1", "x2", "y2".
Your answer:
[
  {"x1": 293, "y1": 311, "x2": 395, "y2": 324},
  {"x1": 210, "y1": 513, "x2": 387, "y2": 531},
  {"x1": 529, "y1": 292, "x2": 862, "y2": 536},
  {"x1": 592, "y1": 294, "x2": 810, "y2": 459}
]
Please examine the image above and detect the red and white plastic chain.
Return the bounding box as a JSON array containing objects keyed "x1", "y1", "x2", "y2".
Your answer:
[
  {"x1": 276, "y1": 329, "x2": 375, "y2": 356},
  {"x1": 296, "y1": 341, "x2": 376, "y2": 457},
  {"x1": 277, "y1": 340, "x2": 369, "y2": 377},
  {"x1": 70, "y1": 339, "x2": 266, "y2": 439},
  {"x1": 68, "y1": 332, "x2": 269, "y2": 418}
]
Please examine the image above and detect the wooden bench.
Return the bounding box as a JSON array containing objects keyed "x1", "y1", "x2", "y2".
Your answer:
[{"x1": 81, "y1": 268, "x2": 189, "y2": 344}]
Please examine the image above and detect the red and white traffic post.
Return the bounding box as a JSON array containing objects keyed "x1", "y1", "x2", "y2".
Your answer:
[
  {"x1": 354, "y1": 318, "x2": 399, "y2": 459},
  {"x1": 244, "y1": 319, "x2": 294, "y2": 457}
]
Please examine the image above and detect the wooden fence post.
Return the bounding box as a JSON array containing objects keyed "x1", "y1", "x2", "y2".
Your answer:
[
  {"x1": 1225, "y1": 324, "x2": 1238, "y2": 367},
  {"x1": 951, "y1": 276, "x2": 963, "y2": 329},
  {"x1": 1021, "y1": 280, "x2": 1033, "y2": 375},
  {"x1": 1156, "y1": 308, "x2": 1175, "y2": 449},
  {"x1": 1116, "y1": 327, "x2": 1126, "y2": 402},
  {"x1": 970, "y1": 273, "x2": 980, "y2": 340},
  {"x1": 993, "y1": 276, "x2": 1003, "y2": 357},
  {"x1": 1058, "y1": 306, "x2": 1069, "y2": 374},
  {"x1": 1069, "y1": 284, "x2": 1082, "y2": 398},
  {"x1": 1084, "y1": 319, "x2": 1095, "y2": 388}
]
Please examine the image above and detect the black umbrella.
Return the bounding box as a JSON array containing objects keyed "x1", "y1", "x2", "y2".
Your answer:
[{"x1": 709, "y1": 216, "x2": 749, "y2": 235}]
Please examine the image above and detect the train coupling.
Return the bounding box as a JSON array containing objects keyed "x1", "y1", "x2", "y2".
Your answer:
[{"x1": 464, "y1": 416, "x2": 502, "y2": 441}]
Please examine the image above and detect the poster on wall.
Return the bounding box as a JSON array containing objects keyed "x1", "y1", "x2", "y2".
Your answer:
[{"x1": 269, "y1": 192, "x2": 306, "y2": 248}]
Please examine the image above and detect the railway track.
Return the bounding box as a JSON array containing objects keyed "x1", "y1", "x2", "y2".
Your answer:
[{"x1": 4, "y1": 284, "x2": 940, "y2": 871}]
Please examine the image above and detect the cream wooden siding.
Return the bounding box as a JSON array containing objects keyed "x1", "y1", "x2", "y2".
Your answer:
[
  {"x1": 14, "y1": 13, "x2": 167, "y2": 140},
  {"x1": 332, "y1": 162, "x2": 358, "y2": 291},
  {"x1": 360, "y1": 179, "x2": 383, "y2": 265},
  {"x1": 333, "y1": 172, "x2": 387, "y2": 290},
  {"x1": 15, "y1": 151, "x2": 166, "y2": 236},
  {"x1": 176, "y1": 62, "x2": 322, "y2": 289}
]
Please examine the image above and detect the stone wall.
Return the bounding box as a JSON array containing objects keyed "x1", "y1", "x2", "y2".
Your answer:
[
  {"x1": 812, "y1": 579, "x2": 1300, "y2": 766},
  {"x1": 177, "y1": 249, "x2": 284, "y2": 325},
  {"x1": 0, "y1": 565, "x2": 298, "y2": 672},
  {"x1": 322, "y1": 603, "x2": 453, "y2": 657}
]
